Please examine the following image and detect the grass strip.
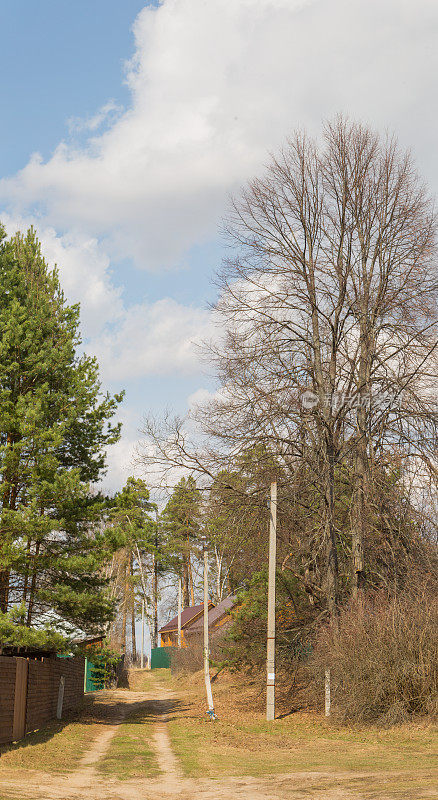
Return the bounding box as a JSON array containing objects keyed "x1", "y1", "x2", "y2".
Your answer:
[{"x1": 98, "y1": 711, "x2": 159, "y2": 780}]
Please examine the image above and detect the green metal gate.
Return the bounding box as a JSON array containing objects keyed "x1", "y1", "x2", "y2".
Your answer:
[
  {"x1": 84, "y1": 657, "x2": 105, "y2": 691},
  {"x1": 151, "y1": 647, "x2": 171, "y2": 669}
]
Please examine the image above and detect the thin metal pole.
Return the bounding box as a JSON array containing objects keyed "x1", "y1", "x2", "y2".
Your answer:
[
  {"x1": 177, "y1": 577, "x2": 182, "y2": 648},
  {"x1": 153, "y1": 513, "x2": 159, "y2": 648},
  {"x1": 141, "y1": 599, "x2": 145, "y2": 669},
  {"x1": 203, "y1": 543, "x2": 214, "y2": 714},
  {"x1": 266, "y1": 480, "x2": 277, "y2": 721}
]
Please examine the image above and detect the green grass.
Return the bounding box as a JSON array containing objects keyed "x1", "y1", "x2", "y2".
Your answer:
[
  {"x1": 97, "y1": 695, "x2": 162, "y2": 781},
  {"x1": 98, "y1": 718, "x2": 159, "y2": 780},
  {"x1": 128, "y1": 667, "x2": 172, "y2": 693}
]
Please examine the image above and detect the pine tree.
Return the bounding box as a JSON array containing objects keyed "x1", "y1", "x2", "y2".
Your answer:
[
  {"x1": 0, "y1": 226, "x2": 123, "y2": 635},
  {"x1": 106, "y1": 477, "x2": 155, "y2": 656},
  {"x1": 161, "y1": 476, "x2": 201, "y2": 607}
]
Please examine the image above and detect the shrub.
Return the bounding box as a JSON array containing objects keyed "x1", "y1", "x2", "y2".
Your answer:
[
  {"x1": 170, "y1": 633, "x2": 227, "y2": 675},
  {"x1": 79, "y1": 643, "x2": 122, "y2": 688},
  {"x1": 310, "y1": 586, "x2": 438, "y2": 723},
  {"x1": 221, "y1": 569, "x2": 317, "y2": 678}
]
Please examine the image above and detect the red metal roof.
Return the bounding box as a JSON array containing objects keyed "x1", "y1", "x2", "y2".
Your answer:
[
  {"x1": 187, "y1": 595, "x2": 237, "y2": 633},
  {"x1": 158, "y1": 603, "x2": 204, "y2": 634}
]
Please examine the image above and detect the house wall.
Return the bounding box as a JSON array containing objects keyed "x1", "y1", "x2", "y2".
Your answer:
[
  {"x1": 159, "y1": 606, "x2": 214, "y2": 647},
  {"x1": 160, "y1": 631, "x2": 188, "y2": 647}
]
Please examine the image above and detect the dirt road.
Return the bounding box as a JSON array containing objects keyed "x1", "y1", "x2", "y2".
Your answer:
[{"x1": 0, "y1": 682, "x2": 435, "y2": 800}]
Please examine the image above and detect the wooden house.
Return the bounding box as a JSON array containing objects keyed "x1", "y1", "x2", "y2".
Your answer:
[{"x1": 158, "y1": 596, "x2": 237, "y2": 647}]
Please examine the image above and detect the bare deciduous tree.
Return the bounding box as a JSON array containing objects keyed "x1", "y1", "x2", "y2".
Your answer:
[{"x1": 139, "y1": 118, "x2": 438, "y2": 615}]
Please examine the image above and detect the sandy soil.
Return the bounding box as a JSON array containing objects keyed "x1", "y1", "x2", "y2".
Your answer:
[{"x1": 0, "y1": 683, "x2": 435, "y2": 800}]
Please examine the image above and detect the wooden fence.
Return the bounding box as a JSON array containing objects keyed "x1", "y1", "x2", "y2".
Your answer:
[{"x1": 0, "y1": 655, "x2": 85, "y2": 744}]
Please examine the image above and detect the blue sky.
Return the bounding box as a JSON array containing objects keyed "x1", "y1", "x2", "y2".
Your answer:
[
  {"x1": 0, "y1": 2, "x2": 148, "y2": 175},
  {"x1": 1, "y1": 0, "x2": 437, "y2": 494}
]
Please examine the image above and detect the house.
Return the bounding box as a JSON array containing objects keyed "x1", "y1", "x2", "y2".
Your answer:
[
  {"x1": 158, "y1": 603, "x2": 213, "y2": 647},
  {"x1": 158, "y1": 595, "x2": 237, "y2": 647},
  {"x1": 185, "y1": 595, "x2": 237, "y2": 639}
]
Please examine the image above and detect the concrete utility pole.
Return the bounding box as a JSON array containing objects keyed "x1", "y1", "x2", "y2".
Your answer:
[
  {"x1": 141, "y1": 599, "x2": 145, "y2": 669},
  {"x1": 266, "y1": 480, "x2": 277, "y2": 721},
  {"x1": 203, "y1": 540, "x2": 215, "y2": 716},
  {"x1": 177, "y1": 577, "x2": 182, "y2": 648}
]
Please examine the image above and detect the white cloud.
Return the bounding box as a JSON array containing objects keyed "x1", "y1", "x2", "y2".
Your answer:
[
  {"x1": 93, "y1": 297, "x2": 214, "y2": 382},
  {"x1": 67, "y1": 101, "x2": 122, "y2": 134},
  {"x1": 102, "y1": 407, "x2": 141, "y2": 494},
  {"x1": 2, "y1": 0, "x2": 437, "y2": 271},
  {"x1": 2, "y1": 214, "x2": 213, "y2": 387},
  {"x1": 187, "y1": 387, "x2": 218, "y2": 410}
]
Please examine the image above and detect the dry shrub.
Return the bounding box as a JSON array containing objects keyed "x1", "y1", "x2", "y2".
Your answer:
[
  {"x1": 170, "y1": 633, "x2": 227, "y2": 675},
  {"x1": 311, "y1": 585, "x2": 438, "y2": 723}
]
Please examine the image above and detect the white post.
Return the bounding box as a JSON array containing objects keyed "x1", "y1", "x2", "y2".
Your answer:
[
  {"x1": 325, "y1": 668, "x2": 331, "y2": 717},
  {"x1": 203, "y1": 542, "x2": 214, "y2": 715},
  {"x1": 141, "y1": 599, "x2": 145, "y2": 669},
  {"x1": 266, "y1": 480, "x2": 277, "y2": 721},
  {"x1": 177, "y1": 577, "x2": 182, "y2": 648},
  {"x1": 57, "y1": 676, "x2": 65, "y2": 720}
]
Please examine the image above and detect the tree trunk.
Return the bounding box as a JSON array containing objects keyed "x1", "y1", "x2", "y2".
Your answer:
[
  {"x1": 131, "y1": 604, "x2": 137, "y2": 663},
  {"x1": 351, "y1": 309, "x2": 371, "y2": 598},
  {"x1": 152, "y1": 552, "x2": 158, "y2": 648},
  {"x1": 351, "y1": 443, "x2": 366, "y2": 598},
  {"x1": 325, "y1": 441, "x2": 339, "y2": 617},
  {"x1": 182, "y1": 556, "x2": 190, "y2": 608},
  {"x1": 26, "y1": 540, "x2": 41, "y2": 626},
  {"x1": 188, "y1": 553, "x2": 195, "y2": 606},
  {"x1": 130, "y1": 553, "x2": 136, "y2": 661},
  {"x1": 121, "y1": 562, "x2": 128, "y2": 655},
  {"x1": 214, "y1": 546, "x2": 223, "y2": 602},
  {"x1": 0, "y1": 571, "x2": 10, "y2": 614}
]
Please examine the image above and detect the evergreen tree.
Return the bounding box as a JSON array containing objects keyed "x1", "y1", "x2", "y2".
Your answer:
[
  {"x1": 0, "y1": 226, "x2": 123, "y2": 634},
  {"x1": 106, "y1": 477, "x2": 155, "y2": 655},
  {"x1": 161, "y1": 476, "x2": 201, "y2": 607}
]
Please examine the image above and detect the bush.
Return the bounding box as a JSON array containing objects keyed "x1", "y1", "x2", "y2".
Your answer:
[
  {"x1": 79, "y1": 643, "x2": 122, "y2": 688},
  {"x1": 170, "y1": 633, "x2": 227, "y2": 675},
  {"x1": 220, "y1": 569, "x2": 317, "y2": 679},
  {"x1": 310, "y1": 586, "x2": 438, "y2": 723}
]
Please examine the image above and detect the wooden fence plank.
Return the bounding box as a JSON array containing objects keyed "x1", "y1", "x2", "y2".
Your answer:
[{"x1": 12, "y1": 658, "x2": 28, "y2": 742}]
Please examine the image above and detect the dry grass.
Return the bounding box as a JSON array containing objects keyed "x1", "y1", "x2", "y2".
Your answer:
[
  {"x1": 0, "y1": 697, "x2": 102, "y2": 774},
  {"x1": 127, "y1": 667, "x2": 170, "y2": 693},
  {"x1": 96, "y1": 670, "x2": 171, "y2": 780},
  {"x1": 167, "y1": 668, "x2": 438, "y2": 786},
  {"x1": 310, "y1": 591, "x2": 438, "y2": 723}
]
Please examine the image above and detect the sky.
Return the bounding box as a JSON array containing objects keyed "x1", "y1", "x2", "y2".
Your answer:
[{"x1": 1, "y1": 0, "x2": 438, "y2": 495}]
